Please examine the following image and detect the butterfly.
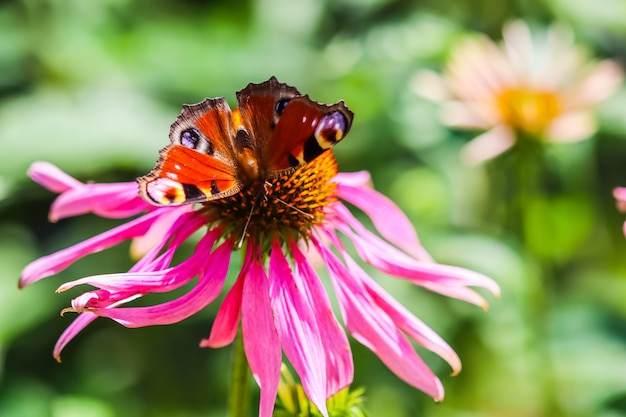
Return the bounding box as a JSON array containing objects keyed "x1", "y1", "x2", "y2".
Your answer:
[{"x1": 138, "y1": 77, "x2": 354, "y2": 206}]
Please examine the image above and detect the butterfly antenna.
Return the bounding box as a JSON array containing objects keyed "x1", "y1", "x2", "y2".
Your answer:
[
  {"x1": 237, "y1": 199, "x2": 256, "y2": 249},
  {"x1": 263, "y1": 180, "x2": 314, "y2": 219},
  {"x1": 271, "y1": 196, "x2": 314, "y2": 218}
]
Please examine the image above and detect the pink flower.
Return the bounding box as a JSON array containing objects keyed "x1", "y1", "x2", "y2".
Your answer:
[
  {"x1": 21, "y1": 156, "x2": 499, "y2": 417},
  {"x1": 413, "y1": 20, "x2": 623, "y2": 164}
]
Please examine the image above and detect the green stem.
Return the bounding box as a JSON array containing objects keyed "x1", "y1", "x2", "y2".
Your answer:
[
  {"x1": 509, "y1": 136, "x2": 561, "y2": 417},
  {"x1": 229, "y1": 328, "x2": 250, "y2": 417}
]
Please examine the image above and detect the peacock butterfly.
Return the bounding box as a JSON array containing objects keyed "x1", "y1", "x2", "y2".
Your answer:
[{"x1": 138, "y1": 77, "x2": 353, "y2": 206}]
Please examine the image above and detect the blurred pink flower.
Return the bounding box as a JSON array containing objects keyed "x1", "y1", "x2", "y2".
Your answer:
[
  {"x1": 613, "y1": 187, "x2": 626, "y2": 235},
  {"x1": 21, "y1": 156, "x2": 498, "y2": 417},
  {"x1": 413, "y1": 20, "x2": 623, "y2": 164}
]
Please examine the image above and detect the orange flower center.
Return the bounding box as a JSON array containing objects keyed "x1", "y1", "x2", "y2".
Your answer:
[
  {"x1": 496, "y1": 88, "x2": 561, "y2": 135},
  {"x1": 206, "y1": 150, "x2": 338, "y2": 248}
]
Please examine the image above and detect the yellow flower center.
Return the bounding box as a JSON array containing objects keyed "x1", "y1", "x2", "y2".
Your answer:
[
  {"x1": 496, "y1": 88, "x2": 561, "y2": 135},
  {"x1": 205, "y1": 150, "x2": 339, "y2": 248}
]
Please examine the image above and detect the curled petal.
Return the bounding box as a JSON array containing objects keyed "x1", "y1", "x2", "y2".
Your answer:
[
  {"x1": 242, "y1": 247, "x2": 282, "y2": 417},
  {"x1": 53, "y1": 313, "x2": 98, "y2": 362},
  {"x1": 270, "y1": 240, "x2": 328, "y2": 416},
  {"x1": 94, "y1": 239, "x2": 233, "y2": 327}
]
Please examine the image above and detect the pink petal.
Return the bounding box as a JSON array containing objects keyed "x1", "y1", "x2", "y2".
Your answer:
[
  {"x1": 241, "y1": 248, "x2": 282, "y2": 417},
  {"x1": 19, "y1": 209, "x2": 168, "y2": 288},
  {"x1": 28, "y1": 162, "x2": 83, "y2": 193},
  {"x1": 331, "y1": 207, "x2": 499, "y2": 307},
  {"x1": 130, "y1": 206, "x2": 196, "y2": 259},
  {"x1": 269, "y1": 240, "x2": 328, "y2": 416},
  {"x1": 614, "y1": 187, "x2": 626, "y2": 212},
  {"x1": 335, "y1": 183, "x2": 433, "y2": 262},
  {"x1": 200, "y1": 251, "x2": 249, "y2": 348},
  {"x1": 50, "y1": 182, "x2": 148, "y2": 221},
  {"x1": 291, "y1": 241, "x2": 353, "y2": 397},
  {"x1": 353, "y1": 258, "x2": 461, "y2": 375},
  {"x1": 461, "y1": 125, "x2": 516, "y2": 165},
  {"x1": 57, "y1": 229, "x2": 220, "y2": 293},
  {"x1": 410, "y1": 69, "x2": 454, "y2": 101},
  {"x1": 95, "y1": 239, "x2": 233, "y2": 327},
  {"x1": 569, "y1": 59, "x2": 624, "y2": 107},
  {"x1": 546, "y1": 111, "x2": 596, "y2": 143},
  {"x1": 333, "y1": 171, "x2": 372, "y2": 188},
  {"x1": 53, "y1": 312, "x2": 98, "y2": 362},
  {"x1": 314, "y1": 239, "x2": 445, "y2": 401},
  {"x1": 129, "y1": 211, "x2": 207, "y2": 273}
]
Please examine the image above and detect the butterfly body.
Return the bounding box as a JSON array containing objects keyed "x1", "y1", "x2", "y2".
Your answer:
[{"x1": 138, "y1": 77, "x2": 354, "y2": 207}]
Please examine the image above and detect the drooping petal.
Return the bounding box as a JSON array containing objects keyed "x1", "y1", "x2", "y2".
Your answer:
[
  {"x1": 314, "y1": 238, "x2": 445, "y2": 401},
  {"x1": 53, "y1": 312, "x2": 98, "y2": 362},
  {"x1": 351, "y1": 257, "x2": 461, "y2": 375},
  {"x1": 19, "y1": 209, "x2": 168, "y2": 288},
  {"x1": 95, "y1": 239, "x2": 233, "y2": 327},
  {"x1": 200, "y1": 250, "x2": 250, "y2": 348},
  {"x1": 269, "y1": 240, "x2": 328, "y2": 416},
  {"x1": 335, "y1": 179, "x2": 433, "y2": 262},
  {"x1": 28, "y1": 162, "x2": 83, "y2": 193},
  {"x1": 336, "y1": 218, "x2": 499, "y2": 307},
  {"x1": 241, "y1": 246, "x2": 282, "y2": 417},
  {"x1": 291, "y1": 241, "x2": 353, "y2": 397},
  {"x1": 57, "y1": 228, "x2": 221, "y2": 293}
]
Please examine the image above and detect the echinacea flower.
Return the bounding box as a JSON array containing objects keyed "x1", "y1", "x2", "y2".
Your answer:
[
  {"x1": 413, "y1": 20, "x2": 623, "y2": 164},
  {"x1": 21, "y1": 139, "x2": 498, "y2": 416}
]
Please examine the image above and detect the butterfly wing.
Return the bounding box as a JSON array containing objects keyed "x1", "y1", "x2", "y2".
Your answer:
[
  {"x1": 138, "y1": 98, "x2": 241, "y2": 206},
  {"x1": 268, "y1": 96, "x2": 353, "y2": 172},
  {"x1": 235, "y1": 77, "x2": 354, "y2": 174}
]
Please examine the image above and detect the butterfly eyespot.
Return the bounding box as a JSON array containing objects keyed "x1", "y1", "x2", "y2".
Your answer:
[
  {"x1": 145, "y1": 178, "x2": 187, "y2": 205},
  {"x1": 275, "y1": 99, "x2": 290, "y2": 115},
  {"x1": 180, "y1": 128, "x2": 201, "y2": 149},
  {"x1": 315, "y1": 111, "x2": 348, "y2": 145}
]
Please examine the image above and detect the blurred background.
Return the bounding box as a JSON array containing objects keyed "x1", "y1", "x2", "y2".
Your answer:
[{"x1": 1, "y1": 0, "x2": 626, "y2": 416}]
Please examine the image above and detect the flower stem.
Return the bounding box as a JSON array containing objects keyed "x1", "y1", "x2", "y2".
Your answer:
[
  {"x1": 229, "y1": 328, "x2": 250, "y2": 417},
  {"x1": 504, "y1": 136, "x2": 562, "y2": 416}
]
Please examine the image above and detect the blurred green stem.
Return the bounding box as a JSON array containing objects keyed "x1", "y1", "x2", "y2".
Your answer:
[
  {"x1": 491, "y1": 135, "x2": 562, "y2": 417},
  {"x1": 229, "y1": 329, "x2": 250, "y2": 417}
]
